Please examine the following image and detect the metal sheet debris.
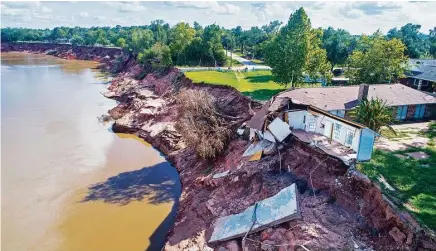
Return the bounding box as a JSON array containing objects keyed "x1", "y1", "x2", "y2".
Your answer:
[
  {"x1": 209, "y1": 184, "x2": 300, "y2": 243},
  {"x1": 268, "y1": 118, "x2": 292, "y2": 142},
  {"x1": 213, "y1": 170, "x2": 230, "y2": 179},
  {"x1": 263, "y1": 130, "x2": 276, "y2": 143},
  {"x1": 249, "y1": 151, "x2": 262, "y2": 161},
  {"x1": 242, "y1": 140, "x2": 273, "y2": 157}
]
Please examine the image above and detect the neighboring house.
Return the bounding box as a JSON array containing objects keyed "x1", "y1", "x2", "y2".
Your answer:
[
  {"x1": 271, "y1": 83, "x2": 436, "y2": 121},
  {"x1": 245, "y1": 99, "x2": 377, "y2": 163},
  {"x1": 400, "y1": 59, "x2": 436, "y2": 93}
]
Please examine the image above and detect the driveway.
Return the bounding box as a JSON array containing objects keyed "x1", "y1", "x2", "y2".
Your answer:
[{"x1": 230, "y1": 53, "x2": 271, "y2": 70}]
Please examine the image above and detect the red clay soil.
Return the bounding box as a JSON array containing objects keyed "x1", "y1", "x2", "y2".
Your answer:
[
  {"x1": 103, "y1": 56, "x2": 435, "y2": 251},
  {"x1": 4, "y1": 44, "x2": 435, "y2": 251}
]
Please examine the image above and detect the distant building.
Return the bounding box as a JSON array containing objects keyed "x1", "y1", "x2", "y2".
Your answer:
[
  {"x1": 400, "y1": 59, "x2": 436, "y2": 93},
  {"x1": 269, "y1": 83, "x2": 436, "y2": 121}
]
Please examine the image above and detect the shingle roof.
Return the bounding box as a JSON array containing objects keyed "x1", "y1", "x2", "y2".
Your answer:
[
  {"x1": 272, "y1": 83, "x2": 436, "y2": 111},
  {"x1": 406, "y1": 59, "x2": 436, "y2": 82}
]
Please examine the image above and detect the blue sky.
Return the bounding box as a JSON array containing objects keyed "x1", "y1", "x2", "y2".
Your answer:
[{"x1": 1, "y1": 1, "x2": 435, "y2": 34}]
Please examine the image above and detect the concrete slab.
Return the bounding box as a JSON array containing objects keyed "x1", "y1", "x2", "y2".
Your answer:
[
  {"x1": 209, "y1": 184, "x2": 299, "y2": 243},
  {"x1": 406, "y1": 151, "x2": 429, "y2": 160}
]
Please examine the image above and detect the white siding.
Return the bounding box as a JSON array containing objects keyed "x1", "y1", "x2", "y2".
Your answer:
[
  {"x1": 288, "y1": 110, "x2": 306, "y2": 129},
  {"x1": 288, "y1": 110, "x2": 362, "y2": 152}
]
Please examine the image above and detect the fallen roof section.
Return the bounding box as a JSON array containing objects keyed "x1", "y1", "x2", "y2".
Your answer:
[{"x1": 209, "y1": 183, "x2": 300, "y2": 243}]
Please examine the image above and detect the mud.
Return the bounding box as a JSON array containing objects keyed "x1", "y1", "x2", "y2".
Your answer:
[{"x1": 4, "y1": 43, "x2": 435, "y2": 251}]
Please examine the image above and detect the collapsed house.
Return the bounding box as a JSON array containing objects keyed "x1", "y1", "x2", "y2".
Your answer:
[{"x1": 244, "y1": 95, "x2": 378, "y2": 164}]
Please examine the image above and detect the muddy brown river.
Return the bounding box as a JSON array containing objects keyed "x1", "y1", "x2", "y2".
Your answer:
[{"x1": 1, "y1": 52, "x2": 180, "y2": 251}]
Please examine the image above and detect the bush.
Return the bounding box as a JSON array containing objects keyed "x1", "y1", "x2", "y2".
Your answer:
[{"x1": 175, "y1": 89, "x2": 230, "y2": 159}]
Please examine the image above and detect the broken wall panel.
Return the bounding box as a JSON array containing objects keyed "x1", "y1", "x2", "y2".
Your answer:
[{"x1": 209, "y1": 184, "x2": 300, "y2": 243}]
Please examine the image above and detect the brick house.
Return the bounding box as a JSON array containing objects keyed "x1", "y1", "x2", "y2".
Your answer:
[
  {"x1": 272, "y1": 83, "x2": 436, "y2": 121},
  {"x1": 400, "y1": 59, "x2": 436, "y2": 93}
]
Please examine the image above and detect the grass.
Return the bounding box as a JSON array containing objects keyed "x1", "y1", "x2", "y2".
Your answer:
[
  {"x1": 185, "y1": 70, "x2": 322, "y2": 100},
  {"x1": 358, "y1": 147, "x2": 436, "y2": 230},
  {"x1": 251, "y1": 59, "x2": 264, "y2": 64},
  {"x1": 380, "y1": 128, "x2": 413, "y2": 140}
]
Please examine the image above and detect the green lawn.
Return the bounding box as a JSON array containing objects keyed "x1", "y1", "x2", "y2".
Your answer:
[
  {"x1": 358, "y1": 147, "x2": 436, "y2": 230},
  {"x1": 251, "y1": 59, "x2": 265, "y2": 64},
  {"x1": 185, "y1": 70, "x2": 321, "y2": 100}
]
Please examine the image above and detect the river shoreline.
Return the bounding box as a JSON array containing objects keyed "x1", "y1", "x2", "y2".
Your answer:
[{"x1": 3, "y1": 43, "x2": 435, "y2": 251}]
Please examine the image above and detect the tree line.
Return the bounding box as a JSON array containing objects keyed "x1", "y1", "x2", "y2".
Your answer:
[{"x1": 2, "y1": 9, "x2": 435, "y2": 84}]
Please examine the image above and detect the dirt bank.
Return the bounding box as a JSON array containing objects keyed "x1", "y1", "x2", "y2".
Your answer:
[
  {"x1": 1, "y1": 42, "x2": 122, "y2": 67},
  {"x1": 4, "y1": 44, "x2": 435, "y2": 250},
  {"x1": 102, "y1": 54, "x2": 435, "y2": 251}
]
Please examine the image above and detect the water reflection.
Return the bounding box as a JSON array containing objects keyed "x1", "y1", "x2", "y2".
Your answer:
[{"x1": 1, "y1": 52, "x2": 180, "y2": 251}]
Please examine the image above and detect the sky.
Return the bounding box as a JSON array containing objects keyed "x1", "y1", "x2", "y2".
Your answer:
[{"x1": 1, "y1": 1, "x2": 435, "y2": 35}]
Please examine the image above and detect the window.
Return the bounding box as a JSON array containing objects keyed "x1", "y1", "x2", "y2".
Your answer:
[
  {"x1": 345, "y1": 130, "x2": 354, "y2": 146},
  {"x1": 308, "y1": 117, "x2": 316, "y2": 132},
  {"x1": 333, "y1": 123, "x2": 342, "y2": 140}
]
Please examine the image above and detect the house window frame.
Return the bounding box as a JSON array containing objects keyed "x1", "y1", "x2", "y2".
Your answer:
[
  {"x1": 345, "y1": 130, "x2": 354, "y2": 146},
  {"x1": 333, "y1": 123, "x2": 342, "y2": 140}
]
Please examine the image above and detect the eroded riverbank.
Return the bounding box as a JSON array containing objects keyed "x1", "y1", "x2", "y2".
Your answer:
[{"x1": 3, "y1": 44, "x2": 436, "y2": 251}]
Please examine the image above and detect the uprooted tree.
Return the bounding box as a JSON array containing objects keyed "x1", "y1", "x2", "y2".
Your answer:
[{"x1": 175, "y1": 89, "x2": 233, "y2": 159}]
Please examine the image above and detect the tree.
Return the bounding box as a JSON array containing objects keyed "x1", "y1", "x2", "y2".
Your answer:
[
  {"x1": 71, "y1": 34, "x2": 85, "y2": 46},
  {"x1": 50, "y1": 27, "x2": 67, "y2": 42},
  {"x1": 430, "y1": 27, "x2": 436, "y2": 58},
  {"x1": 261, "y1": 20, "x2": 283, "y2": 35},
  {"x1": 116, "y1": 37, "x2": 126, "y2": 48},
  {"x1": 347, "y1": 36, "x2": 408, "y2": 84},
  {"x1": 349, "y1": 98, "x2": 395, "y2": 133},
  {"x1": 150, "y1": 19, "x2": 168, "y2": 44},
  {"x1": 127, "y1": 29, "x2": 154, "y2": 55},
  {"x1": 322, "y1": 27, "x2": 353, "y2": 68},
  {"x1": 138, "y1": 42, "x2": 172, "y2": 67},
  {"x1": 202, "y1": 24, "x2": 226, "y2": 66},
  {"x1": 169, "y1": 22, "x2": 195, "y2": 65},
  {"x1": 387, "y1": 23, "x2": 429, "y2": 58},
  {"x1": 265, "y1": 9, "x2": 331, "y2": 87},
  {"x1": 306, "y1": 28, "x2": 332, "y2": 83}
]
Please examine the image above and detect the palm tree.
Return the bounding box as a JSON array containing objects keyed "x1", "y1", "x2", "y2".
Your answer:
[{"x1": 349, "y1": 98, "x2": 395, "y2": 133}]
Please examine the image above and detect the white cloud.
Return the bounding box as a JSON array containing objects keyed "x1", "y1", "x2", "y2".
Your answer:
[
  {"x1": 169, "y1": 1, "x2": 239, "y2": 15},
  {"x1": 41, "y1": 6, "x2": 52, "y2": 13},
  {"x1": 79, "y1": 11, "x2": 89, "y2": 18},
  {"x1": 1, "y1": 1, "x2": 435, "y2": 35},
  {"x1": 118, "y1": 2, "x2": 147, "y2": 13}
]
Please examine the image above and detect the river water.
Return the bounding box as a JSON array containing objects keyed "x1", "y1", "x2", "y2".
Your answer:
[{"x1": 1, "y1": 52, "x2": 180, "y2": 251}]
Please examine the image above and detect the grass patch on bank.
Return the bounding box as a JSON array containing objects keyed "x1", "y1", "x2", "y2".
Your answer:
[
  {"x1": 358, "y1": 148, "x2": 436, "y2": 230},
  {"x1": 185, "y1": 70, "x2": 322, "y2": 100}
]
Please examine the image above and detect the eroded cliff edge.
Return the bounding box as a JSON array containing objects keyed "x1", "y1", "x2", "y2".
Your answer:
[{"x1": 3, "y1": 43, "x2": 435, "y2": 251}]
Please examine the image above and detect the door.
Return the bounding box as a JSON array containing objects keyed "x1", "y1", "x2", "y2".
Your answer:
[
  {"x1": 414, "y1": 105, "x2": 426, "y2": 119},
  {"x1": 396, "y1": 105, "x2": 408, "y2": 120},
  {"x1": 323, "y1": 121, "x2": 333, "y2": 138},
  {"x1": 357, "y1": 128, "x2": 375, "y2": 161}
]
